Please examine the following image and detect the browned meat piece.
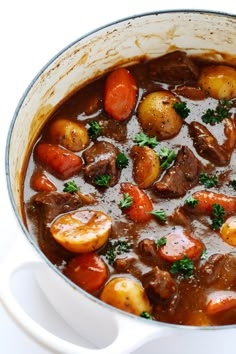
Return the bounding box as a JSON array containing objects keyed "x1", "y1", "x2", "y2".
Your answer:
[
  {"x1": 170, "y1": 207, "x2": 191, "y2": 229},
  {"x1": 83, "y1": 141, "x2": 120, "y2": 186},
  {"x1": 173, "y1": 85, "x2": 207, "y2": 100},
  {"x1": 199, "y1": 253, "x2": 236, "y2": 287},
  {"x1": 189, "y1": 122, "x2": 230, "y2": 166},
  {"x1": 149, "y1": 51, "x2": 199, "y2": 84},
  {"x1": 114, "y1": 256, "x2": 136, "y2": 273},
  {"x1": 155, "y1": 146, "x2": 201, "y2": 198},
  {"x1": 98, "y1": 118, "x2": 127, "y2": 143},
  {"x1": 142, "y1": 266, "x2": 176, "y2": 300},
  {"x1": 138, "y1": 239, "x2": 157, "y2": 258}
]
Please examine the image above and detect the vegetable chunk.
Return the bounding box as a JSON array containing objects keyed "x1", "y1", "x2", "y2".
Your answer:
[
  {"x1": 206, "y1": 291, "x2": 236, "y2": 315},
  {"x1": 50, "y1": 210, "x2": 112, "y2": 253},
  {"x1": 220, "y1": 216, "x2": 236, "y2": 246},
  {"x1": 137, "y1": 91, "x2": 183, "y2": 140},
  {"x1": 100, "y1": 277, "x2": 151, "y2": 315}
]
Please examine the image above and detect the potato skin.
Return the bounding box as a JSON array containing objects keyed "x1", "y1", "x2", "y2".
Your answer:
[
  {"x1": 100, "y1": 277, "x2": 151, "y2": 315},
  {"x1": 47, "y1": 118, "x2": 89, "y2": 152},
  {"x1": 198, "y1": 65, "x2": 236, "y2": 100},
  {"x1": 220, "y1": 216, "x2": 236, "y2": 246},
  {"x1": 131, "y1": 145, "x2": 160, "y2": 188},
  {"x1": 137, "y1": 91, "x2": 183, "y2": 140}
]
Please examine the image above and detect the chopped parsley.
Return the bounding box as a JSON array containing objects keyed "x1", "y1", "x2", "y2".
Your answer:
[
  {"x1": 88, "y1": 120, "x2": 103, "y2": 139},
  {"x1": 211, "y1": 203, "x2": 225, "y2": 230},
  {"x1": 119, "y1": 193, "x2": 133, "y2": 209},
  {"x1": 105, "y1": 240, "x2": 131, "y2": 265},
  {"x1": 199, "y1": 172, "x2": 218, "y2": 188},
  {"x1": 150, "y1": 210, "x2": 167, "y2": 223},
  {"x1": 185, "y1": 196, "x2": 199, "y2": 208},
  {"x1": 201, "y1": 249, "x2": 208, "y2": 260},
  {"x1": 134, "y1": 132, "x2": 159, "y2": 149},
  {"x1": 201, "y1": 106, "x2": 229, "y2": 125},
  {"x1": 219, "y1": 99, "x2": 233, "y2": 108},
  {"x1": 63, "y1": 180, "x2": 80, "y2": 193},
  {"x1": 140, "y1": 311, "x2": 153, "y2": 320},
  {"x1": 170, "y1": 255, "x2": 194, "y2": 277},
  {"x1": 231, "y1": 180, "x2": 236, "y2": 190},
  {"x1": 116, "y1": 153, "x2": 129, "y2": 170},
  {"x1": 94, "y1": 174, "x2": 111, "y2": 187},
  {"x1": 156, "y1": 237, "x2": 167, "y2": 247},
  {"x1": 173, "y1": 101, "x2": 190, "y2": 119},
  {"x1": 158, "y1": 147, "x2": 177, "y2": 169}
]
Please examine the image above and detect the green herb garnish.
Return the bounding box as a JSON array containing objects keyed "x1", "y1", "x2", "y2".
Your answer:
[
  {"x1": 231, "y1": 180, "x2": 236, "y2": 190},
  {"x1": 201, "y1": 249, "x2": 208, "y2": 260},
  {"x1": 63, "y1": 180, "x2": 80, "y2": 193},
  {"x1": 211, "y1": 203, "x2": 225, "y2": 230},
  {"x1": 105, "y1": 240, "x2": 131, "y2": 265},
  {"x1": 158, "y1": 147, "x2": 177, "y2": 169},
  {"x1": 94, "y1": 174, "x2": 111, "y2": 187},
  {"x1": 199, "y1": 172, "x2": 218, "y2": 188},
  {"x1": 219, "y1": 99, "x2": 233, "y2": 108},
  {"x1": 88, "y1": 120, "x2": 103, "y2": 139},
  {"x1": 116, "y1": 153, "x2": 129, "y2": 170},
  {"x1": 173, "y1": 101, "x2": 190, "y2": 119},
  {"x1": 201, "y1": 106, "x2": 229, "y2": 125},
  {"x1": 119, "y1": 193, "x2": 133, "y2": 209},
  {"x1": 134, "y1": 132, "x2": 159, "y2": 149},
  {"x1": 150, "y1": 210, "x2": 167, "y2": 223},
  {"x1": 140, "y1": 311, "x2": 153, "y2": 320},
  {"x1": 170, "y1": 255, "x2": 194, "y2": 277},
  {"x1": 156, "y1": 237, "x2": 167, "y2": 247},
  {"x1": 185, "y1": 196, "x2": 199, "y2": 208}
]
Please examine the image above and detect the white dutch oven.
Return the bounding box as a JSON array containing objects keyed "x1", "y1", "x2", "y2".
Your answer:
[{"x1": 2, "y1": 10, "x2": 236, "y2": 354}]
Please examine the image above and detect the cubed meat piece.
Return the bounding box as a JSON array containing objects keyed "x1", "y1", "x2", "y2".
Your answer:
[
  {"x1": 83, "y1": 141, "x2": 120, "y2": 186},
  {"x1": 138, "y1": 239, "x2": 158, "y2": 258},
  {"x1": 149, "y1": 51, "x2": 199, "y2": 84},
  {"x1": 155, "y1": 146, "x2": 201, "y2": 198}
]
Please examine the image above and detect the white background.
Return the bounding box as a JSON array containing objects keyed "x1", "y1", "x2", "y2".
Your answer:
[{"x1": 0, "y1": 1, "x2": 235, "y2": 353}]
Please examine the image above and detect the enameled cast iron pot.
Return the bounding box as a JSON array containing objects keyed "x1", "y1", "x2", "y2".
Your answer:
[{"x1": 2, "y1": 10, "x2": 236, "y2": 354}]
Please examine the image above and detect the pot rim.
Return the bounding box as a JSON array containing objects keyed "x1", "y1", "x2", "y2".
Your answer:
[{"x1": 5, "y1": 8, "x2": 236, "y2": 331}]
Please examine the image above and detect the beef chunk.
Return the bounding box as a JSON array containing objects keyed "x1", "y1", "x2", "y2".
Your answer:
[
  {"x1": 138, "y1": 239, "x2": 157, "y2": 258},
  {"x1": 142, "y1": 266, "x2": 176, "y2": 300},
  {"x1": 114, "y1": 256, "x2": 136, "y2": 273},
  {"x1": 189, "y1": 122, "x2": 230, "y2": 166},
  {"x1": 155, "y1": 146, "x2": 201, "y2": 198},
  {"x1": 149, "y1": 51, "x2": 199, "y2": 85},
  {"x1": 83, "y1": 141, "x2": 120, "y2": 186}
]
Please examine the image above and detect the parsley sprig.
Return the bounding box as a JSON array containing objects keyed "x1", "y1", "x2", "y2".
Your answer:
[
  {"x1": 158, "y1": 147, "x2": 177, "y2": 169},
  {"x1": 140, "y1": 311, "x2": 153, "y2": 320},
  {"x1": 63, "y1": 180, "x2": 80, "y2": 193},
  {"x1": 211, "y1": 203, "x2": 225, "y2": 230},
  {"x1": 150, "y1": 210, "x2": 167, "y2": 223},
  {"x1": 105, "y1": 240, "x2": 131, "y2": 265},
  {"x1": 94, "y1": 174, "x2": 111, "y2": 187},
  {"x1": 199, "y1": 172, "x2": 218, "y2": 188},
  {"x1": 173, "y1": 101, "x2": 190, "y2": 119},
  {"x1": 201, "y1": 105, "x2": 229, "y2": 125},
  {"x1": 156, "y1": 237, "x2": 167, "y2": 247},
  {"x1": 134, "y1": 132, "x2": 159, "y2": 149},
  {"x1": 231, "y1": 180, "x2": 236, "y2": 190},
  {"x1": 119, "y1": 193, "x2": 133, "y2": 209},
  {"x1": 116, "y1": 153, "x2": 129, "y2": 170},
  {"x1": 88, "y1": 120, "x2": 103, "y2": 139},
  {"x1": 170, "y1": 255, "x2": 194, "y2": 277},
  {"x1": 185, "y1": 196, "x2": 199, "y2": 208}
]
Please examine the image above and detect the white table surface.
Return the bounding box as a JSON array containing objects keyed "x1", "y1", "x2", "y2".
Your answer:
[{"x1": 0, "y1": 1, "x2": 235, "y2": 353}]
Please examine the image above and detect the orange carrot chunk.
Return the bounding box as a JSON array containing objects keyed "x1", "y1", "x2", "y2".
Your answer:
[
  {"x1": 34, "y1": 143, "x2": 83, "y2": 180},
  {"x1": 30, "y1": 170, "x2": 57, "y2": 192},
  {"x1": 104, "y1": 68, "x2": 138, "y2": 121},
  {"x1": 206, "y1": 291, "x2": 236, "y2": 315},
  {"x1": 159, "y1": 228, "x2": 203, "y2": 262}
]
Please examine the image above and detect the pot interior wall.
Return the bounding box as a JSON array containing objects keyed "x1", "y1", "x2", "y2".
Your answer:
[{"x1": 8, "y1": 11, "x2": 236, "y2": 223}]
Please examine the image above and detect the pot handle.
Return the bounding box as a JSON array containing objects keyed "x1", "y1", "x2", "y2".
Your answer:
[{"x1": 0, "y1": 238, "x2": 171, "y2": 354}]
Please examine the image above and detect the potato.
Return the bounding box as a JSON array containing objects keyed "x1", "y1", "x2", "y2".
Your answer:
[
  {"x1": 131, "y1": 145, "x2": 160, "y2": 188},
  {"x1": 198, "y1": 65, "x2": 236, "y2": 100},
  {"x1": 220, "y1": 216, "x2": 236, "y2": 246},
  {"x1": 137, "y1": 91, "x2": 183, "y2": 140},
  {"x1": 47, "y1": 118, "x2": 89, "y2": 152},
  {"x1": 100, "y1": 277, "x2": 151, "y2": 316},
  {"x1": 50, "y1": 210, "x2": 112, "y2": 253}
]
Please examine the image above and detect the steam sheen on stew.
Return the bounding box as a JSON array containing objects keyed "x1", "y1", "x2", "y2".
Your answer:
[{"x1": 23, "y1": 50, "x2": 236, "y2": 326}]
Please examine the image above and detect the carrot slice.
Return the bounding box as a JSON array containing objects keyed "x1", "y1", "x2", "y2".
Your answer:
[
  {"x1": 104, "y1": 68, "x2": 138, "y2": 121},
  {"x1": 159, "y1": 228, "x2": 203, "y2": 262},
  {"x1": 206, "y1": 291, "x2": 236, "y2": 315},
  {"x1": 34, "y1": 143, "x2": 83, "y2": 180},
  {"x1": 187, "y1": 190, "x2": 236, "y2": 215},
  {"x1": 64, "y1": 253, "x2": 109, "y2": 294},
  {"x1": 120, "y1": 183, "x2": 153, "y2": 222},
  {"x1": 30, "y1": 170, "x2": 57, "y2": 192}
]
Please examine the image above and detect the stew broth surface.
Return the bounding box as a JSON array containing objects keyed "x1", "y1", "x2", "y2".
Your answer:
[{"x1": 23, "y1": 51, "x2": 236, "y2": 326}]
